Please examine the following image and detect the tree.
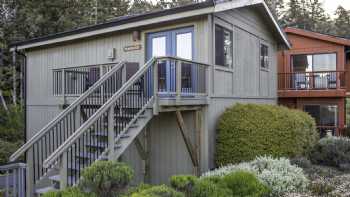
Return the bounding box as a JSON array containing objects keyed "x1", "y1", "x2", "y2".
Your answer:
[
  {"x1": 334, "y1": 6, "x2": 350, "y2": 38},
  {"x1": 265, "y1": 0, "x2": 284, "y2": 19},
  {"x1": 307, "y1": 0, "x2": 331, "y2": 33},
  {"x1": 281, "y1": 0, "x2": 331, "y2": 34}
]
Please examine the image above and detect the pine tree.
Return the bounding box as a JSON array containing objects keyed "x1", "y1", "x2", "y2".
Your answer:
[
  {"x1": 265, "y1": 0, "x2": 284, "y2": 19},
  {"x1": 307, "y1": 0, "x2": 331, "y2": 33},
  {"x1": 334, "y1": 6, "x2": 350, "y2": 38}
]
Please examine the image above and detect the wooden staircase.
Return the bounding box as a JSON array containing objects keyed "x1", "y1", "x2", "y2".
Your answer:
[
  {"x1": 9, "y1": 58, "x2": 157, "y2": 195},
  {"x1": 9, "y1": 56, "x2": 209, "y2": 196},
  {"x1": 35, "y1": 106, "x2": 154, "y2": 194}
]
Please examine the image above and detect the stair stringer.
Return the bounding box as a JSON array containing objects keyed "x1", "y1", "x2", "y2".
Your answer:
[{"x1": 112, "y1": 108, "x2": 154, "y2": 160}]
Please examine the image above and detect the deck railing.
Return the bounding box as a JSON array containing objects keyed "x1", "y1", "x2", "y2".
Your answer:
[
  {"x1": 0, "y1": 162, "x2": 26, "y2": 197},
  {"x1": 53, "y1": 65, "x2": 114, "y2": 96},
  {"x1": 278, "y1": 71, "x2": 346, "y2": 91}
]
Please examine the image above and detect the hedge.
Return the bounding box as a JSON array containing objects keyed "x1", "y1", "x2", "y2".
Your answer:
[{"x1": 215, "y1": 103, "x2": 318, "y2": 165}]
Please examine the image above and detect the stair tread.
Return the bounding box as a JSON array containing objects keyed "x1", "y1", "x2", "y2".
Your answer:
[
  {"x1": 85, "y1": 141, "x2": 108, "y2": 148},
  {"x1": 76, "y1": 152, "x2": 104, "y2": 159},
  {"x1": 49, "y1": 175, "x2": 60, "y2": 182}
]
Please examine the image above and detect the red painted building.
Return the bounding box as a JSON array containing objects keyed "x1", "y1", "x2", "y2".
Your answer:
[{"x1": 278, "y1": 27, "x2": 350, "y2": 136}]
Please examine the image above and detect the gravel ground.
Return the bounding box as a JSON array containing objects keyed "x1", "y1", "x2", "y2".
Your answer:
[{"x1": 284, "y1": 164, "x2": 350, "y2": 197}]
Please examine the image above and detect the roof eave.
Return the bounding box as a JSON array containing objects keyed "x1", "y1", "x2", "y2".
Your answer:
[
  {"x1": 11, "y1": 0, "x2": 291, "y2": 50},
  {"x1": 285, "y1": 27, "x2": 350, "y2": 47}
]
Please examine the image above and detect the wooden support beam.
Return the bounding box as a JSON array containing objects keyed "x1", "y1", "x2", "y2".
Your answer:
[
  {"x1": 195, "y1": 109, "x2": 202, "y2": 176},
  {"x1": 175, "y1": 110, "x2": 199, "y2": 175},
  {"x1": 134, "y1": 129, "x2": 150, "y2": 183}
]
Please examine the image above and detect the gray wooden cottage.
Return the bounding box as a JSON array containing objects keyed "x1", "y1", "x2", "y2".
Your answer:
[{"x1": 8, "y1": 0, "x2": 290, "y2": 196}]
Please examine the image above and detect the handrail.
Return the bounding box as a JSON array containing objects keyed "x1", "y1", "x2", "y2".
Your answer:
[
  {"x1": 157, "y1": 56, "x2": 212, "y2": 67},
  {"x1": 43, "y1": 57, "x2": 157, "y2": 168},
  {"x1": 9, "y1": 61, "x2": 126, "y2": 162},
  {"x1": 0, "y1": 162, "x2": 26, "y2": 170},
  {"x1": 278, "y1": 70, "x2": 346, "y2": 74}
]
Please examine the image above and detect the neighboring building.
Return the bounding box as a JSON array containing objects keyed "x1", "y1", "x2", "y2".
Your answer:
[
  {"x1": 8, "y1": 0, "x2": 289, "y2": 196},
  {"x1": 278, "y1": 27, "x2": 350, "y2": 137}
]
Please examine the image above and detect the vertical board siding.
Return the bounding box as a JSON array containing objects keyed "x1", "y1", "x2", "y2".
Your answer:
[
  {"x1": 206, "y1": 7, "x2": 279, "y2": 169},
  {"x1": 212, "y1": 6, "x2": 278, "y2": 99},
  {"x1": 25, "y1": 18, "x2": 209, "y2": 185},
  {"x1": 148, "y1": 112, "x2": 196, "y2": 184}
]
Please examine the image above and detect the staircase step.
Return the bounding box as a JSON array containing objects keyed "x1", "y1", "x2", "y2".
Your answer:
[
  {"x1": 35, "y1": 186, "x2": 57, "y2": 194},
  {"x1": 120, "y1": 134, "x2": 130, "y2": 139},
  {"x1": 85, "y1": 141, "x2": 108, "y2": 149},
  {"x1": 76, "y1": 152, "x2": 108, "y2": 160},
  {"x1": 48, "y1": 174, "x2": 76, "y2": 185}
]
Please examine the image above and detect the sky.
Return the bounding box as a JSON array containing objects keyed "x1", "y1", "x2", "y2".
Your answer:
[{"x1": 322, "y1": 0, "x2": 350, "y2": 17}]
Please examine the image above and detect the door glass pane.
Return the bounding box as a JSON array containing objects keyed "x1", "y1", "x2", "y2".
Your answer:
[
  {"x1": 177, "y1": 32, "x2": 193, "y2": 92},
  {"x1": 313, "y1": 54, "x2": 336, "y2": 71},
  {"x1": 176, "y1": 32, "x2": 192, "y2": 60},
  {"x1": 152, "y1": 36, "x2": 166, "y2": 57},
  {"x1": 292, "y1": 55, "x2": 313, "y2": 72},
  {"x1": 304, "y1": 105, "x2": 337, "y2": 127},
  {"x1": 304, "y1": 105, "x2": 321, "y2": 125},
  {"x1": 152, "y1": 36, "x2": 167, "y2": 91}
]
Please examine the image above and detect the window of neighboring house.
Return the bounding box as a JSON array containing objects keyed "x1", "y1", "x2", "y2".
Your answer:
[
  {"x1": 215, "y1": 25, "x2": 233, "y2": 67},
  {"x1": 291, "y1": 53, "x2": 336, "y2": 72},
  {"x1": 304, "y1": 104, "x2": 338, "y2": 136},
  {"x1": 260, "y1": 44, "x2": 269, "y2": 69}
]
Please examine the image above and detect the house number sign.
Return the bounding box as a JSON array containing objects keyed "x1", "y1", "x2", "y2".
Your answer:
[{"x1": 124, "y1": 44, "x2": 142, "y2": 52}]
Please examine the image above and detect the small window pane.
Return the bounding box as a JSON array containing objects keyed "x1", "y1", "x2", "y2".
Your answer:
[
  {"x1": 260, "y1": 44, "x2": 269, "y2": 68},
  {"x1": 215, "y1": 25, "x2": 233, "y2": 67}
]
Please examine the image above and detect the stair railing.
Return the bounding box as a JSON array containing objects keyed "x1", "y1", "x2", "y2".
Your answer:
[
  {"x1": 43, "y1": 57, "x2": 157, "y2": 186},
  {"x1": 42, "y1": 56, "x2": 209, "y2": 186},
  {"x1": 9, "y1": 61, "x2": 127, "y2": 184}
]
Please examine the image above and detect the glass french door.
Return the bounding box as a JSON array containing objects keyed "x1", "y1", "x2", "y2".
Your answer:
[{"x1": 147, "y1": 27, "x2": 194, "y2": 94}]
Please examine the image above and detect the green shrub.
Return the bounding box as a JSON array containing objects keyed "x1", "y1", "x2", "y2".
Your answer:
[
  {"x1": 131, "y1": 185, "x2": 184, "y2": 197},
  {"x1": 170, "y1": 175, "x2": 197, "y2": 195},
  {"x1": 220, "y1": 171, "x2": 270, "y2": 197},
  {"x1": 79, "y1": 161, "x2": 133, "y2": 197},
  {"x1": 216, "y1": 103, "x2": 318, "y2": 165},
  {"x1": 123, "y1": 184, "x2": 152, "y2": 197},
  {"x1": 310, "y1": 136, "x2": 350, "y2": 170},
  {"x1": 192, "y1": 178, "x2": 232, "y2": 197},
  {"x1": 42, "y1": 187, "x2": 94, "y2": 197}
]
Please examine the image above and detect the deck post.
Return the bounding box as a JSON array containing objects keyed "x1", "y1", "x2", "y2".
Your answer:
[
  {"x1": 59, "y1": 152, "x2": 68, "y2": 189},
  {"x1": 175, "y1": 110, "x2": 199, "y2": 176},
  {"x1": 62, "y1": 69, "x2": 66, "y2": 104},
  {"x1": 153, "y1": 61, "x2": 159, "y2": 115},
  {"x1": 108, "y1": 106, "x2": 115, "y2": 160},
  {"x1": 26, "y1": 150, "x2": 34, "y2": 197},
  {"x1": 176, "y1": 61, "x2": 182, "y2": 101}
]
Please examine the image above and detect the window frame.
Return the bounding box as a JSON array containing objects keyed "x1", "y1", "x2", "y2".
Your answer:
[
  {"x1": 260, "y1": 43, "x2": 269, "y2": 70},
  {"x1": 291, "y1": 52, "x2": 337, "y2": 72},
  {"x1": 214, "y1": 24, "x2": 234, "y2": 68}
]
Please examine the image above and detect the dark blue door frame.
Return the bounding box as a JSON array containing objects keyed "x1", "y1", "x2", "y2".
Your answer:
[{"x1": 146, "y1": 27, "x2": 195, "y2": 95}]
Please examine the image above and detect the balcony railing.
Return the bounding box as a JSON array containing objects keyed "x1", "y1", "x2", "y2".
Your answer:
[{"x1": 278, "y1": 71, "x2": 346, "y2": 91}]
